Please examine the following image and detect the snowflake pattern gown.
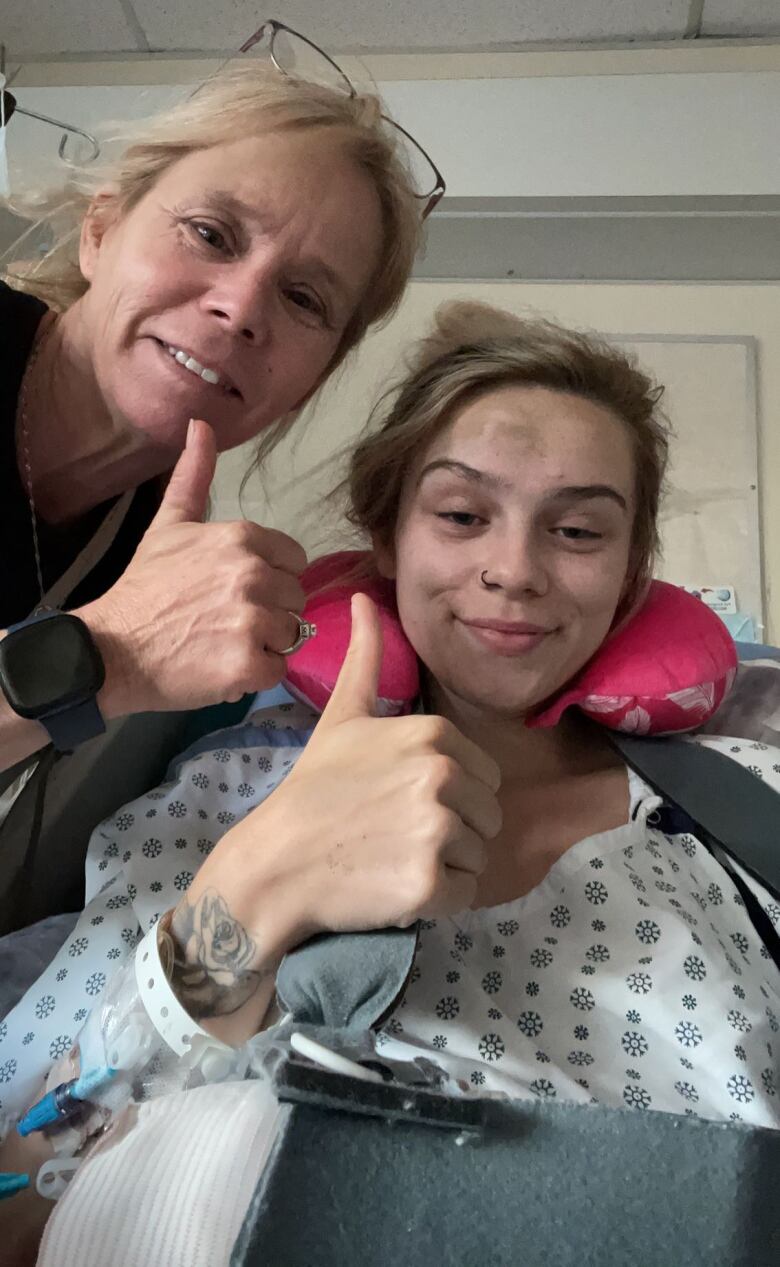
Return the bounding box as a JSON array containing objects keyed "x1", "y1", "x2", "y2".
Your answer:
[{"x1": 1, "y1": 696, "x2": 778, "y2": 1130}]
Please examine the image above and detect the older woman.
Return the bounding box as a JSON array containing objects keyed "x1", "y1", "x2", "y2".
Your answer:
[
  {"x1": 0, "y1": 23, "x2": 434, "y2": 783},
  {"x1": 0, "y1": 24, "x2": 437, "y2": 938},
  {"x1": 2, "y1": 302, "x2": 777, "y2": 1265}
]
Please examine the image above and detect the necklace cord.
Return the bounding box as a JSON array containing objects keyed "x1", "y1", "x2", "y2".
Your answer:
[{"x1": 17, "y1": 315, "x2": 56, "y2": 612}]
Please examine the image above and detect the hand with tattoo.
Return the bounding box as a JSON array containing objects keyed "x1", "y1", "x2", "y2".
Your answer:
[{"x1": 168, "y1": 596, "x2": 499, "y2": 1043}]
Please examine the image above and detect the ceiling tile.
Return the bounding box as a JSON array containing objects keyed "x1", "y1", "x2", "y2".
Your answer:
[
  {"x1": 702, "y1": 1, "x2": 780, "y2": 37},
  {"x1": 3, "y1": 0, "x2": 144, "y2": 57},
  {"x1": 11, "y1": 0, "x2": 776, "y2": 64},
  {"x1": 132, "y1": 0, "x2": 690, "y2": 55}
]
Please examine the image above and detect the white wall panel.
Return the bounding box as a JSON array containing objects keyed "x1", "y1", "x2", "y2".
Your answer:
[{"x1": 7, "y1": 71, "x2": 780, "y2": 201}]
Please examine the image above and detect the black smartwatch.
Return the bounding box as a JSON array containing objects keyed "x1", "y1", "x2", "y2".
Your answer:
[{"x1": 0, "y1": 610, "x2": 106, "y2": 752}]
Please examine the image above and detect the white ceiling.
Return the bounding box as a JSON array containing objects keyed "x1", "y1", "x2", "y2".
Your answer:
[{"x1": 2, "y1": 0, "x2": 779, "y2": 60}]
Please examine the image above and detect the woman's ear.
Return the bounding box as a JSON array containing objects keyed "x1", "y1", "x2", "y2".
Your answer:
[
  {"x1": 78, "y1": 191, "x2": 121, "y2": 282},
  {"x1": 371, "y1": 532, "x2": 396, "y2": 580}
]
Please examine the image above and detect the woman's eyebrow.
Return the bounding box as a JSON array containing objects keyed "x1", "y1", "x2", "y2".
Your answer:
[
  {"x1": 416, "y1": 461, "x2": 627, "y2": 511},
  {"x1": 545, "y1": 485, "x2": 628, "y2": 511},
  {"x1": 207, "y1": 189, "x2": 268, "y2": 225},
  {"x1": 417, "y1": 459, "x2": 511, "y2": 490}
]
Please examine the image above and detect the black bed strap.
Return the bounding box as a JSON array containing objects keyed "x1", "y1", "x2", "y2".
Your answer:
[
  {"x1": 610, "y1": 734, "x2": 780, "y2": 970},
  {"x1": 609, "y1": 735, "x2": 780, "y2": 898}
]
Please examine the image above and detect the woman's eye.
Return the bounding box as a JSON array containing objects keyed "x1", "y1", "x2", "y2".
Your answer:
[
  {"x1": 438, "y1": 511, "x2": 482, "y2": 528},
  {"x1": 555, "y1": 526, "x2": 602, "y2": 541},
  {"x1": 286, "y1": 288, "x2": 327, "y2": 322},
  {"x1": 190, "y1": 221, "x2": 230, "y2": 252}
]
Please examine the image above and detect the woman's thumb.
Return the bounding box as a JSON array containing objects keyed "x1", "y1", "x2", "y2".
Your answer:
[
  {"x1": 317, "y1": 593, "x2": 383, "y2": 729},
  {"x1": 152, "y1": 419, "x2": 217, "y2": 529}
]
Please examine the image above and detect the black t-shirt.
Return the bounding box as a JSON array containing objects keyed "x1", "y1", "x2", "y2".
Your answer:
[{"x1": 0, "y1": 280, "x2": 161, "y2": 628}]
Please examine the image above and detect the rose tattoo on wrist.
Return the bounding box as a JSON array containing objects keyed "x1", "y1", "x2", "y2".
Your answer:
[{"x1": 170, "y1": 890, "x2": 269, "y2": 1018}]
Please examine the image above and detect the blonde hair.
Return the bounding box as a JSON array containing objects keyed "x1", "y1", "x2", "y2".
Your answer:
[
  {"x1": 346, "y1": 301, "x2": 670, "y2": 618},
  {"x1": 3, "y1": 65, "x2": 421, "y2": 383}
]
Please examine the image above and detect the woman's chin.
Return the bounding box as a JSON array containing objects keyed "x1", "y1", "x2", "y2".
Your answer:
[
  {"x1": 115, "y1": 347, "x2": 242, "y2": 451},
  {"x1": 130, "y1": 412, "x2": 188, "y2": 452},
  {"x1": 435, "y1": 672, "x2": 555, "y2": 721}
]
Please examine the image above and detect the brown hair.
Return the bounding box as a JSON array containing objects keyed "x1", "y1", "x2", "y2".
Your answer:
[{"x1": 346, "y1": 301, "x2": 670, "y2": 617}]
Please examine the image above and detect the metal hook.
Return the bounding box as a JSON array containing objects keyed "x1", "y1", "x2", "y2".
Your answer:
[
  {"x1": 0, "y1": 88, "x2": 100, "y2": 165},
  {"x1": 20, "y1": 104, "x2": 100, "y2": 164}
]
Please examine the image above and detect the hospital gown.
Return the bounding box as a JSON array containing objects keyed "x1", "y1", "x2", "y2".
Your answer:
[{"x1": 0, "y1": 699, "x2": 778, "y2": 1130}]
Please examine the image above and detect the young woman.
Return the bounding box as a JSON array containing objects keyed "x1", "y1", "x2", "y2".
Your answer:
[{"x1": 3, "y1": 302, "x2": 777, "y2": 1264}]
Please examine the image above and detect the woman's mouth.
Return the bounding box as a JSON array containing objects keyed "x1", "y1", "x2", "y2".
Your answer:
[
  {"x1": 459, "y1": 617, "x2": 556, "y2": 655},
  {"x1": 152, "y1": 338, "x2": 242, "y2": 399}
]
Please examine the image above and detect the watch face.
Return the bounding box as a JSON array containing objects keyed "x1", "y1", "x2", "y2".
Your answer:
[{"x1": 0, "y1": 613, "x2": 105, "y2": 719}]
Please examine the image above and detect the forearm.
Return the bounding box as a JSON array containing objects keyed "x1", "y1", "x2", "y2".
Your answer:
[
  {"x1": 0, "y1": 891, "x2": 285, "y2": 1251},
  {"x1": 162, "y1": 779, "x2": 327, "y2": 1045},
  {"x1": 0, "y1": 690, "x2": 51, "y2": 771}
]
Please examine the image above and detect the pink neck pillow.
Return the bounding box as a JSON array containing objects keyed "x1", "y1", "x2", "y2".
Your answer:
[{"x1": 285, "y1": 550, "x2": 737, "y2": 734}]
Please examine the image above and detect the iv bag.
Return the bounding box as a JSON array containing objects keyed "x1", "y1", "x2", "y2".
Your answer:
[{"x1": 0, "y1": 74, "x2": 10, "y2": 197}]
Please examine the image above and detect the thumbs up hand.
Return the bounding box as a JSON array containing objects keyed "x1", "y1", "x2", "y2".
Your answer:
[
  {"x1": 77, "y1": 419, "x2": 308, "y2": 717},
  {"x1": 182, "y1": 594, "x2": 503, "y2": 985}
]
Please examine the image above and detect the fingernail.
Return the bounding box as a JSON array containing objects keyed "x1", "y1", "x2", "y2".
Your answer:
[{"x1": 187, "y1": 418, "x2": 196, "y2": 445}]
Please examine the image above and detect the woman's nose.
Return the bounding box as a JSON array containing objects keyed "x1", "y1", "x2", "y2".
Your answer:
[
  {"x1": 481, "y1": 534, "x2": 550, "y2": 597},
  {"x1": 205, "y1": 263, "x2": 274, "y2": 345}
]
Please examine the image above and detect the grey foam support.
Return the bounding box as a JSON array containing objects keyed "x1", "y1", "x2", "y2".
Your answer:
[
  {"x1": 232, "y1": 1095, "x2": 780, "y2": 1267},
  {"x1": 277, "y1": 926, "x2": 418, "y2": 1031}
]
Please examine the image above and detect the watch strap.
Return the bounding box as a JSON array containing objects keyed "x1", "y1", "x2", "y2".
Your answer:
[
  {"x1": 7, "y1": 608, "x2": 61, "y2": 634},
  {"x1": 42, "y1": 697, "x2": 106, "y2": 753}
]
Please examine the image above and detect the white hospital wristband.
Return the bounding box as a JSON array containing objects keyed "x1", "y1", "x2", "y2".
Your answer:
[{"x1": 134, "y1": 911, "x2": 232, "y2": 1062}]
